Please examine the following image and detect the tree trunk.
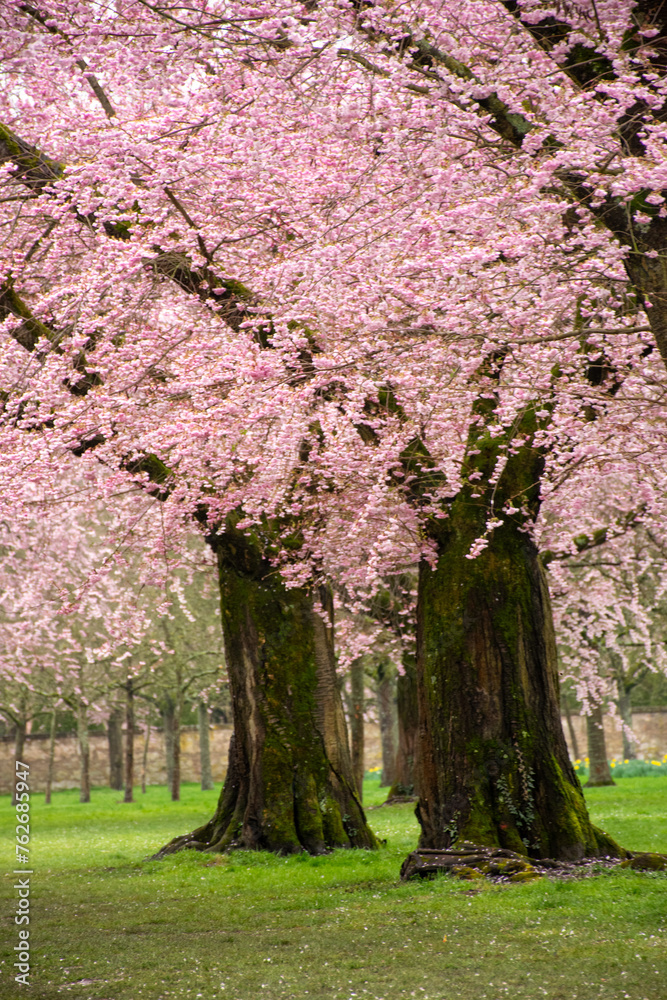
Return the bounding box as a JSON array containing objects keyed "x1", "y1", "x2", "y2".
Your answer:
[
  {"x1": 561, "y1": 695, "x2": 580, "y2": 762},
  {"x1": 45, "y1": 708, "x2": 57, "y2": 805},
  {"x1": 171, "y1": 695, "x2": 181, "y2": 802},
  {"x1": 616, "y1": 683, "x2": 637, "y2": 760},
  {"x1": 77, "y1": 704, "x2": 91, "y2": 804},
  {"x1": 585, "y1": 705, "x2": 615, "y2": 787},
  {"x1": 107, "y1": 707, "x2": 124, "y2": 790},
  {"x1": 162, "y1": 699, "x2": 175, "y2": 791},
  {"x1": 415, "y1": 506, "x2": 620, "y2": 860},
  {"x1": 157, "y1": 523, "x2": 377, "y2": 856},
  {"x1": 13, "y1": 719, "x2": 27, "y2": 805},
  {"x1": 376, "y1": 657, "x2": 398, "y2": 787},
  {"x1": 198, "y1": 701, "x2": 214, "y2": 791},
  {"x1": 141, "y1": 721, "x2": 151, "y2": 794},
  {"x1": 124, "y1": 679, "x2": 134, "y2": 803},
  {"x1": 388, "y1": 651, "x2": 419, "y2": 798},
  {"x1": 348, "y1": 657, "x2": 365, "y2": 799}
]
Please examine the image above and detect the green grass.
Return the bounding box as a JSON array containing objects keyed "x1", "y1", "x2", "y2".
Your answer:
[{"x1": 1, "y1": 775, "x2": 666, "y2": 1000}]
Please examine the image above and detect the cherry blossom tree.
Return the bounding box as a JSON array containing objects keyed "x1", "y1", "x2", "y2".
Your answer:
[
  {"x1": 2, "y1": 0, "x2": 667, "y2": 858},
  {"x1": 0, "y1": 463, "x2": 216, "y2": 799},
  {"x1": 551, "y1": 522, "x2": 667, "y2": 765}
]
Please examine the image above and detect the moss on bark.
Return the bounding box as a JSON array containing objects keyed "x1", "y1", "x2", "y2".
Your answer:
[
  {"x1": 415, "y1": 405, "x2": 623, "y2": 860},
  {"x1": 157, "y1": 518, "x2": 377, "y2": 857}
]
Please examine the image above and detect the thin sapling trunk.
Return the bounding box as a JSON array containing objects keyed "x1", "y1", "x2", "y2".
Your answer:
[
  {"x1": 171, "y1": 692, "x2": 181, "y2": 802},
  {"x1": 13, "y1": 719, "x2": 27, "y2": 806},
  {"x1": 561, "y1": 695, "x2": 580, "y2": 762},
  {"x1": 376, "y1": 657, "x2": 398, "y2": 787},
  {"x1": 107, "y1": 707, "x2": 124, "y2": 790},
  {"x1": 585, "y1": 705, "x2": 615, "y2": 787},
  {"x1": 124, "y1": 678, "x2": 135, "y2": 803},
  {"x1": 198, "y1": 701, "x2": 214, "y2": 791},
  {"x1": 77, "y1": 704, "x2": 91, "y2": 804},
  {"x1": 348, "y1": 657, "x2": 365, "y2": 799},
  {"x1": 162, "y1": 700, "x2": 175, "y2": 792},
  {"x1": 45, "y1": 708, "x2": 57, "y2": 805},
  {"x1": 388, "y1": 651, "x2": 419, "y2": 799},
  {"x1": 141, "y1": 720, "x2": 151, "y2": 794}
]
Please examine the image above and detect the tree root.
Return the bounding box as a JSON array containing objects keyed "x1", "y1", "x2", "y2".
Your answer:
[{"x1": 400, "y1": 843, "x2": 666, "y2": 882}]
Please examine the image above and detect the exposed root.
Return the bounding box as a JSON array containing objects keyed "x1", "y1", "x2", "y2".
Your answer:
[{"x1": 400, "y1": 842, "x2": 666, "y2": 883}]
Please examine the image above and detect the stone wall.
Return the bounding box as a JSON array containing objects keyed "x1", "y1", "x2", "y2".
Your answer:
[
  {"x1": 1, "y1": 711, "x2": 665, "y2": 795},
  {"x1": 561, "y1": 709, "x2": 667, "y2": 761},
  {"x1": 0, "y1": 724, "x2": 233, "y2": 795}
]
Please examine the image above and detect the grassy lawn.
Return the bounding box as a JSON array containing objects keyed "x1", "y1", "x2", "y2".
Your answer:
[{"x1": 1, "y1": 775, "x2": 666, "y2": 1000}]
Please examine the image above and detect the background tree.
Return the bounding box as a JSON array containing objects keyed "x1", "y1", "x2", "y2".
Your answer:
[{"x1": 550, "y1": 522, "x2": 667, "y2": 767}]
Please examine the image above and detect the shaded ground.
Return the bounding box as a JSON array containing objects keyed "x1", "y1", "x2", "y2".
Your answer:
[{"x1": 0, "y1": 776, "x2": 666, "y2": 1000}]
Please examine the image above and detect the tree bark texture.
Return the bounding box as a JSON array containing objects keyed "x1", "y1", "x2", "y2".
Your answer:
[
  {"x1": 376, "y1": 658, "x2": 398, "y2": 787},
  {"x1": 389, "y1": 651, "x2": 419, "y2": 798},
  {"x1": 124, "y1": 679, "x2": 134, "y2": 803},
  {"x1": 198, "y1": 701, "x2": 214, "y2": 791},
  {"x1": 585, "y1": 705, "x2": 615, "y2": 787},
  {"x1": 45, "y1": 708, "x2": 57, "y2": 805},
  {"x1": 77, "y1": 705, "x2": 91, "y2": 804},
  {"x1": 410, "y1": 382, "x2": 623, "y2": 861},
  {"x1": 107, "y1": 707, "x2": 124, "y2": 790},
  {"x1": 157, "y1": 523, "x2": 377, "y2": 856},
  {"x1": 416, "y1": 508, "x2": 620, "y2": 860},
  {"x1": 348, "y1": 657, "x2": 365, "y2": 799}
]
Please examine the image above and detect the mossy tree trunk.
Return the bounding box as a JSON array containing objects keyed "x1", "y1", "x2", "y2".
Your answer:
[
  {"x1": 413, "y1": 391, "x2": 620, "y2": 860},
  {"x1": 416, "y1": 513, "x2": 619, "y2": 858},
  {"x1": 389, "y1": 651, "x2": 419, "y2": 798},
  {"x1": 107, "y1": 707, "x2": 124, "y2": 790},
  {"x1": 585, "y1": 705, "x2": 615, "y2": 786},
  {"x1": 157, "y1": 522, "x2": 377, "y2": 856}
]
